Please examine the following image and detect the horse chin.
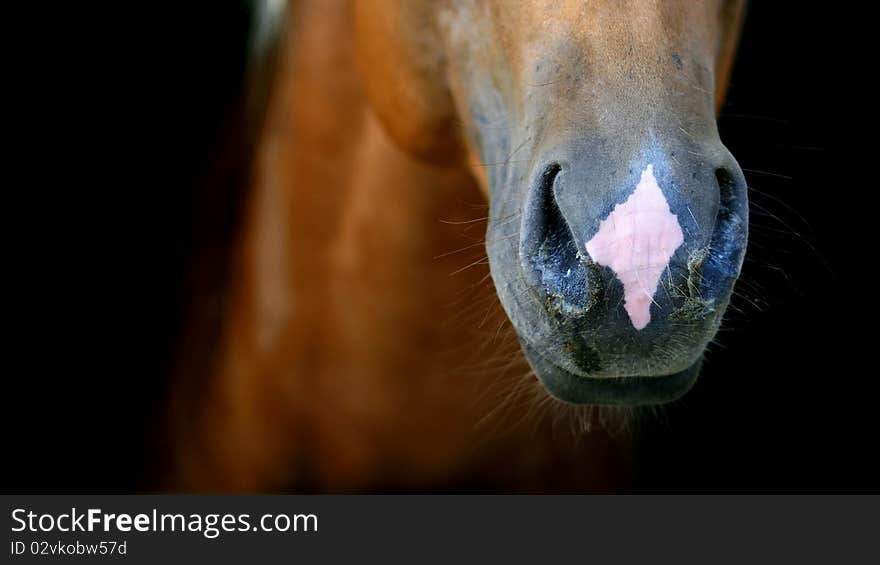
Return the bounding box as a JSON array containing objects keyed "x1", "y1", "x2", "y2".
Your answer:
[{"x1": 519, "y1": 339, "x2": 703, "y2": 407}]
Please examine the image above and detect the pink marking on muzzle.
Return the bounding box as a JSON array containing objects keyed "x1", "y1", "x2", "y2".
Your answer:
[{"x1": 585, "y1": 164, "x2": 684, "y2": 330}]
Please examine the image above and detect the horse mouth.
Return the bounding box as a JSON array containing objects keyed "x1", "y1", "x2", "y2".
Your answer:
[{"x1": 519, "y1": 340, "x2": 702, "y2": 406}]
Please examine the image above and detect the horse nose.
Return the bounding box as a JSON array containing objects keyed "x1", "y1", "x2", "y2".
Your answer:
[{"x1": 519, "y1": 151, "x2": 748, "y2": 333}]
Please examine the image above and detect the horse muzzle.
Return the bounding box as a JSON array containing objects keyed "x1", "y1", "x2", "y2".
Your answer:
[{"x1": 504, "y1": 138, "x2": 748, "y2": 406}]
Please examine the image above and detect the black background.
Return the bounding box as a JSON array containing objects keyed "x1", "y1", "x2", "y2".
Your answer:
[{"x1": 8, "y1": 2, "x2": 874, "y2": 491}]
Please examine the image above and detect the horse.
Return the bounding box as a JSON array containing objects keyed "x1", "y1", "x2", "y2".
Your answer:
[{"x1": 165, "y1": 0, "x2": 748, "y2": 492}]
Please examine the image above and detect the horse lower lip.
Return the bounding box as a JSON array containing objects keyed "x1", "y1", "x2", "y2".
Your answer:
[{"x1": 520, "y1": 341, "x2": 702, "y2": 406}]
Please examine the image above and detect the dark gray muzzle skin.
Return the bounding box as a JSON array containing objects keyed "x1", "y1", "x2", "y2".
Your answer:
[{"x1": 470, "y1": 75, "x2": 749, "y2": 406}]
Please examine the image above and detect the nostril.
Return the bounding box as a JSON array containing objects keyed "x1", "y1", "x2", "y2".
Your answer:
[
  {"x1": 537, "y1": 163, "x2": 564, "y2": 248},
  {"x1": 714, "y1": 168, "x2": 739, "y2": 236},
  {"x1": 701, "y1": 167, "x2": 749, "y2": 296},
  {"x1": 521, "y1": 163, "x2": 594, "y2": 313}
]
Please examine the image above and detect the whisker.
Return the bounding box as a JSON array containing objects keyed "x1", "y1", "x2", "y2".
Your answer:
[
  {"x1": 438, "y1": 216, "x2": 488, "y2": 225},
  {"x1": 742, "y1": 167, "x2": 792, "y2": 180},
  {"x1": 448, "y1": 257, "x2": 490, "y2": 276}
]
